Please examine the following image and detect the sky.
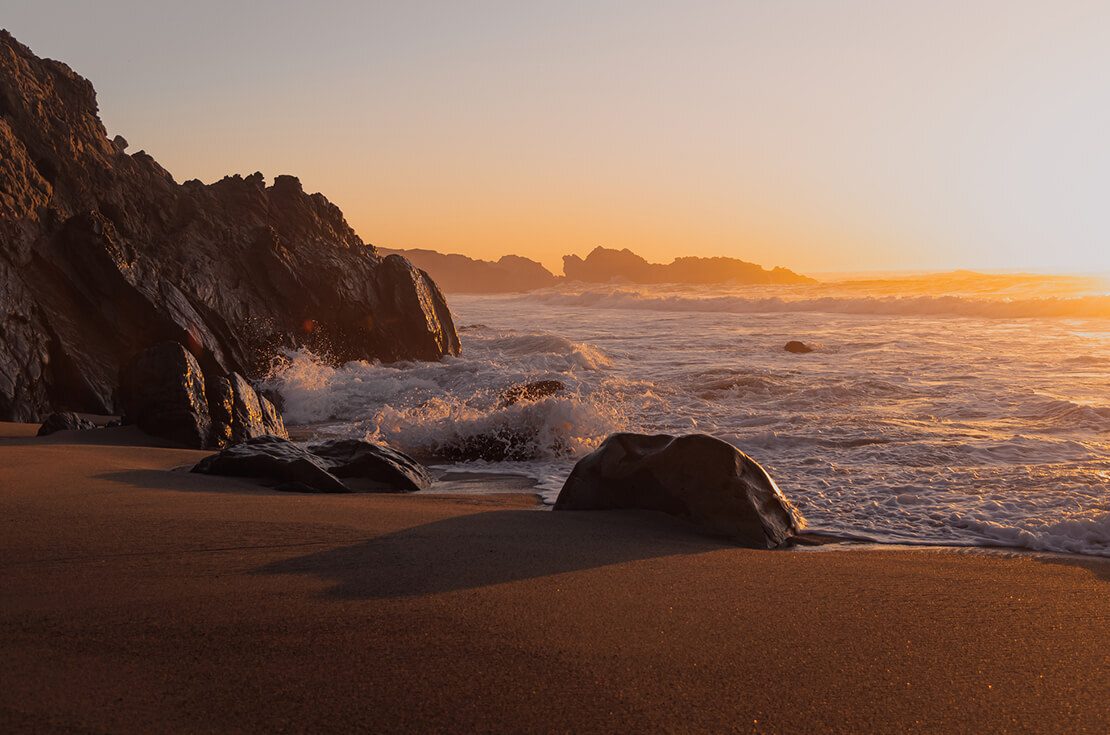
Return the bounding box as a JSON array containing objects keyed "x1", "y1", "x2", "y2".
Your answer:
[{"x1": 5, "y1": 1, "x2": 1110, "y2": 275}]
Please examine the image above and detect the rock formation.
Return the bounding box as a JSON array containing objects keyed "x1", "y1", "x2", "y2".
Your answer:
[
  {"x1": 308, "y1": 438, "x2": 431, "y2": 492},
  {"x1": 378, "y1": 248, "x2": 558, "y2": 293},
  {"x1": 0, "y1": 31, "x2": 460, "y2": 422},
  {"x1": 192, "y1": 436, "x2": 351, "y2": 493},
  {"x1": 554, "y1": 433, "x2": 805, "y2": 548},
  {"x1": 36, "y1": 411, "x2": 96, "y2": 436},
  {"x1": 192, "y1": 435, "x2": 431, "y2": 493},
  {"x1": 118, "y1": 342, "x2": 286, "y2": 448},
  {"x1": 784, "y1": 340, "x2": 814, "y2": 354},
  {"x1": 563, "y1": 246, "x2": 813, "y2": 285},
  {"x1": 498, "y1": 379, "x2": 565, "y2": 407}
]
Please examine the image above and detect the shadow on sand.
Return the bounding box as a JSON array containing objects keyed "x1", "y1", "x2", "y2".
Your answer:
[
  {"x1": 255, "y1": 508, "x2": 733, "y2": 599},
  {"x1": 1033, "y1": 553, "x2": 1110, "y2": 583},
  {"x1": 94, "y1": 468, "x2": 289, "y2": 496}
]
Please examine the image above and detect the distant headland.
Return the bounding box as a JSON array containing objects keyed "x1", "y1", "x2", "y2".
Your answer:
[{"x1": 381, "y1": 245, "x2": 813, "y2": 293}]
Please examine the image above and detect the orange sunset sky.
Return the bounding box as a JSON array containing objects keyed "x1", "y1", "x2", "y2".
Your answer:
[{"x1": 7, "y1": 1, "x2": 1110, "y2": 275}]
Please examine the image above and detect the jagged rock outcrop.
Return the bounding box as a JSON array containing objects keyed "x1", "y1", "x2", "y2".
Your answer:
[
  {"x1": 378, "y1": 248, "x2": 558, "y2": 293},
  {"x1": 563, "y1": 246, "x2": 813, "y2": 285},
  {"x1": 119, "y1": 342, "x2": 285, "y2": 448},
  {"x1": 0, "y1": 31, "x2": 460, "y2": 422},
  {"x1": 554, "y1": 433, "x2": 805, "y2": 548}
]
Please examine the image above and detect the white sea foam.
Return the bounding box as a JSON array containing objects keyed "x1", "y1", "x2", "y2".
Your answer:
[{"x1": 264, "y1": 279, "x2": 1110, "y2": 558}]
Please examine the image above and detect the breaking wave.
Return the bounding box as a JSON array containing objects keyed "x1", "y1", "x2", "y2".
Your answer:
[{"x1": 262, "y1": 285, "x2": 1110, "y2": 558}]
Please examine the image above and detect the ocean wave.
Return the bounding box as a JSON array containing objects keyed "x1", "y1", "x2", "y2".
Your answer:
[
  {"x1": 949, "y1": 511, "x2": 1110, "y2": 557},
  {"x1": 262, "y1": 345, "x2": 629, "y2": 463},
  {"x1": 525, "y1": 289, "x2": 1110, "y2": 319}
]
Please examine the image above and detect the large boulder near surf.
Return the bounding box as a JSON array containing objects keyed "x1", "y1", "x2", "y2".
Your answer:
[
  {"x1": 36, "y1": 411, "x2": 96, "y2": 436},
  {"x1": 118, "y1": 342, "x2": 212, "y2": 448},
  {"x1": 191, "y1": 436, "x2": 350, "y2": 493},
  {"x1": 119, "y1": 342, "x2": 286, "y2": 448},
  {"x1": 308, "y1": 438, "x2": 431, "y2": 492},
  {"x1": 0, "y1": 31, "x2": 460, "y2": 422},
  {"x1": 554, "y1": 433, "x2": 804, "y2": 548},
  {"x1": 192, "y1": 435, "x2": 431, "y2": 493}
]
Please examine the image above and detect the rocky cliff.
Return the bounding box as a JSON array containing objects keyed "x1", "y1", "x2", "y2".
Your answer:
[
  {"x1": 0, "y1": 31, "x2": 460, "y2": 421},
  {"x1": 563, "y1": 246, "x2": 813, "y2": 285}
]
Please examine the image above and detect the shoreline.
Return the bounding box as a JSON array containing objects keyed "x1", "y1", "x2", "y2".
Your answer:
[
  {"x1": 6, "y1": 422, "x2": 1108, "y2": 563},
  {"x1": 2, "y1": 423, "x2": 1108, "y2": 732}
]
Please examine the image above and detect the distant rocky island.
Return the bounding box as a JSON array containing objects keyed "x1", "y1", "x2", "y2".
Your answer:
[
  {"x1": 564, "y1": 246, "x2": 814, "y2": 285},
  {"x1": 379, "y1": 248, "x2": 558, "y2": 293},
  {"x1": 381, "y1": 245, "x2": 812, "y2": 293},
  {"x1": 0, "y1": 31, "x2": 458, "y2": 421}
]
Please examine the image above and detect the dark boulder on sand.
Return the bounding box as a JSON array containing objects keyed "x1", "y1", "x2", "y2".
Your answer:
[
  {"x1": 193, "y1": 436, "x2": 431, "y2": 493},
  {"x1": 498, "y1": 380, "x2": 565, "y2": 408},
  {"x1": 36, "y1": 411, "x2": 97, "y2": 436},
  {"x1": 192, "y1": 436, "x2": 349, "y2": 493},
  {"x1": 0, "y1": 30, "x2": 459, "y2": 423},
  {"x1": 308, "y1": 439, "x2": 431, "y2": 492},
  {"x1": 119, "y1": 342, "x2": 212, "y2": 448},
  {"x1": 119, "y1": 342, "x2": 286, "y2": 448},
  {"x1": 784, "y1": 341, "x2": 814, "y2": 354},
  {"x1": 554, "y1": 433, "x2": 804, "y2": 548}
]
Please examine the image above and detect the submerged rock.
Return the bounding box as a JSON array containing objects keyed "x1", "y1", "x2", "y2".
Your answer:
[
  {"x1": 784, "y1": 341, "x2": 814, "y2": 354},
  {"x1": 554, "y1": 433, "x2": 804, "y2": 548},
  {"x1": 191, "y1": 436, "x2": 349, "y2": 493},
  {"x1": 308, "y1": 439, "x2": 431, "y2": 492},
  {"x1": 0, "y1": 30, "x2": 460, "y2": 422},
  {"x1": 118, "y1": 342, "x2": 211, "y2": 448},
  {"x1": 36, "y1": 412, "x2": 97, "y2": 436},
  {"x1": 498, "y1": 380, "x2": 566, "y2": 408}
]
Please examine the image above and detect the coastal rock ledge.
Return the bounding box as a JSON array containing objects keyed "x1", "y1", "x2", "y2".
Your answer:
[
  {"x1": 554, "y1": 433, "x2": 805, "y2": 548},
  {"x1": 0, "y1": 30, "x2": 460, "y2": 422}
]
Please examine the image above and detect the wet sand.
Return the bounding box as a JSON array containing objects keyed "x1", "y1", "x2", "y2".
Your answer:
[{"x1": 1, "y1": 423, "x2": 1107, "y2": 733}]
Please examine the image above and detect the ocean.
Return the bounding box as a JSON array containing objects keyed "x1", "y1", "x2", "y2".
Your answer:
[{"x1": 264, "y1": 273, "x2": 1110, "y2": 557}]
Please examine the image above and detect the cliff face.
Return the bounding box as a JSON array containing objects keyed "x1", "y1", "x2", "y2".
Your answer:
[
  {"x1": 563, "y1": 247, "x2": 814, "y2": 285},
  {"x1": 0, "y1": 31, "x2": 460, "y2": 421},
  {"x1": 378, "y1": 248, "x2": 558, "y2": 293}
]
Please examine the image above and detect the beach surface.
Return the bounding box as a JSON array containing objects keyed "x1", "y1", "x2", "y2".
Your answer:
[{"x1": 1, "y1": 423, "x2": 1107, "y2": 733}]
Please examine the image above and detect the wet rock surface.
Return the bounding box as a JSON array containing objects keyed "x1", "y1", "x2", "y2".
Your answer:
[
  {"x1": 498, "y1": 380, "x2": 565, "y2": 408},
  {"x1": 119, "y1": 342, "x2": 287, "y2": 448},
  {"x1": 554, "y1": 433, "x2": 805, "y2": 548},
  {"x1": 0, "y1": 31, "x2": 460, "y2": 422},
  {"x1": 784, "y1": 341, "x2": 814, "y2": 354},
  {"x1": 193, "y1": 436, "x2": 431, "y2": 493},
  {"x1": 36, "y1": 411, "x2": 97, "y2": 436},
  {"x1": 191, "y1": 436, "x2": 349, "y2": 493},
  {"x1": 208, "y1": 373, "x2": 287, "y2": 447},
  {"x1": 308, "y1": 439, "x2": 431, "y2": 492},
  {"x1": 118, "y1": 342, "x2": 211, "y2": 449}
]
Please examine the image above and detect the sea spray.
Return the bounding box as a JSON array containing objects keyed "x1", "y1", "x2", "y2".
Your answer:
[{"x1": 264, "y1": 280, "x2": 1110, "y2": 557}]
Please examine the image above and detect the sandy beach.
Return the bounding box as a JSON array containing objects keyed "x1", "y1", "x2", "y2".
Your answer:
[{"x1": 0, "y1": 423, "x2": 1106, "y2": 733}]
